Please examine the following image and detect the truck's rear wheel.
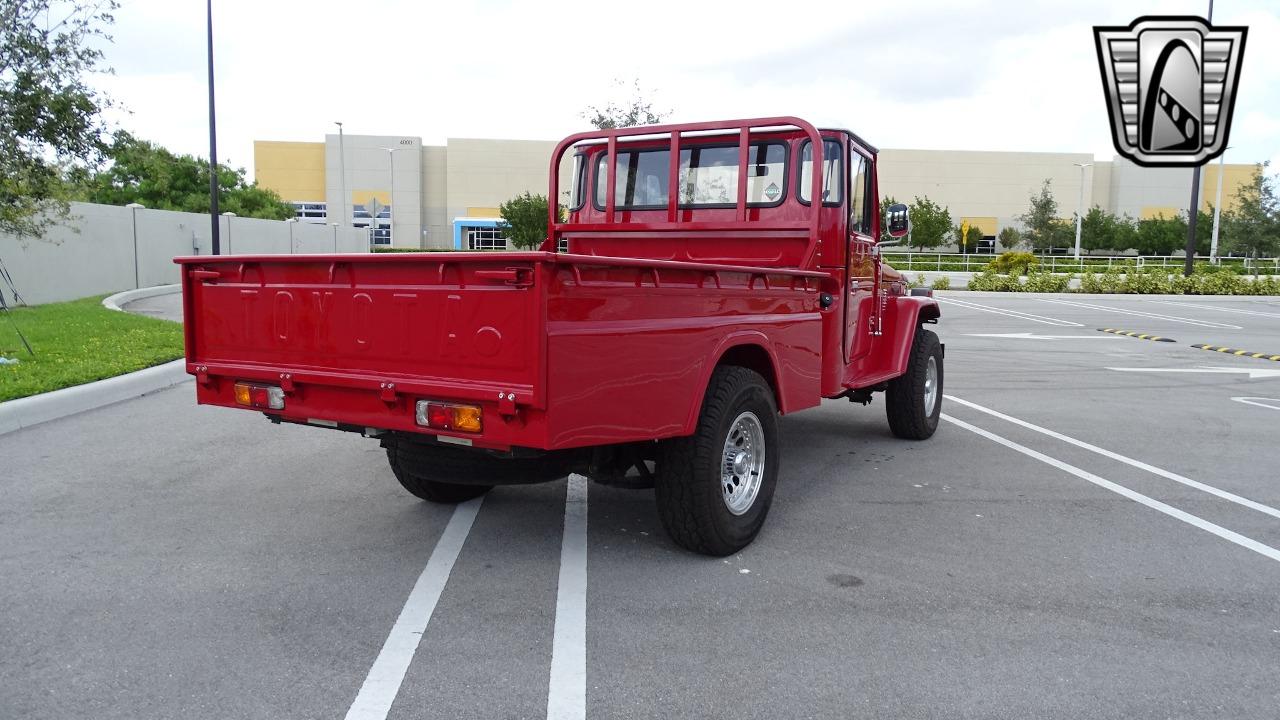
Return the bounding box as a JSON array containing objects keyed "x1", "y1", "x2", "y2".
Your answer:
[
  {"x1": 384, "y1": 441, "x2": 493, "y2": 504},
  {"x1": 886, "y1": 327, "x2": 943, "y2": 440},
  {"x1": 655, "y1": 366, "x2": 779, "y2": 556}
]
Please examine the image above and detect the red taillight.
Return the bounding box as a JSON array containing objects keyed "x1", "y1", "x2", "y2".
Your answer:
[{"x1": 427, "y1": 403, "x2": 452, "y2": 428}]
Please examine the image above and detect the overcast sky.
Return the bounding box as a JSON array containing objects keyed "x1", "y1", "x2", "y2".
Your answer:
[{"x1": 95, "y1": 0, "x2": 1279, "y2": 180}]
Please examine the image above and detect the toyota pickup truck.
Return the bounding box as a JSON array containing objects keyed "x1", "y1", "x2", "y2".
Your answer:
[{"x1": 176, "y1": 117, "x2": 942, "y2": 556}]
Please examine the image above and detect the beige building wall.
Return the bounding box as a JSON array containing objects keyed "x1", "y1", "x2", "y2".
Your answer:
[
  {"x1": 878, "y1": 149, "x2": 1092, "y2": 233},
  {"x1": 422, "y1": 144, "x2": 449, "y2": 248},
  {"x1": 254, "y1": 141, "x2": 325, "y2": 202}
]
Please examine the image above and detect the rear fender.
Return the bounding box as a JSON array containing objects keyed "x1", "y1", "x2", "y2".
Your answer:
[{"x1": 681, "y1": 333, "x2": 785, "y2": 436}]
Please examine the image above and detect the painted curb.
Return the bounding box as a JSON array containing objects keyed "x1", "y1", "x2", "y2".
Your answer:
[
  {"x1": 0, "y1": 359, "x2": 190, "y2": 435},
  {"x1": 102, "y1": 284, "x2": 181, "y2": 312}
]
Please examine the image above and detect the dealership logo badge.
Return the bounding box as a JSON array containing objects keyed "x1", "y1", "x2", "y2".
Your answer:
[{"x1": 1094, "y1": 16, "x2": 1247, "y2": 167}]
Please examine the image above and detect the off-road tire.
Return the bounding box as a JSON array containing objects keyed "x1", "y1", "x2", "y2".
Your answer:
[
  {"x1": 886, "y1": 327, "x2": 943, "y2": 440},
  {"x1": 385, "y1": 443, "x2": 493, "y2": 503},
  {"x1": 655, "y1": 366, "x2": 780, "y2": 556}
]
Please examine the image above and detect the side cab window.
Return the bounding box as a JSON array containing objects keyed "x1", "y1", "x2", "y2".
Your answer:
[{"x1": 849, "y1": 147, "x2": 872, "y2": 236}]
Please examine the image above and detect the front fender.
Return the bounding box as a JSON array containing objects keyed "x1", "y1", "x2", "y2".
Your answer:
[{"x1": 884, "y1": 296, "x2": 941, "y2": 379}]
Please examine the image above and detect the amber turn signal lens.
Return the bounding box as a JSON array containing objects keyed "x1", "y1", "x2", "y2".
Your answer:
[{"x1": 452, "y1": 405, "x2": 483, "y2": 433}]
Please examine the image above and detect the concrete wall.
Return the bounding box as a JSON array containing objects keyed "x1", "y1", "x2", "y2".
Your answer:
[{"x1": 0, "y1": 202, "x2": 367, "y2": 306}]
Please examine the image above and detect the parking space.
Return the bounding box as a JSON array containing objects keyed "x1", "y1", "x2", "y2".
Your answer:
[{"x1": 4, "y1": 292, "x2": 1280, "y2": 719}]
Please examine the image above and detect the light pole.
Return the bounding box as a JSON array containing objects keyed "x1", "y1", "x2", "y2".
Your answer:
[
  {"x1": 206, "y1": 0, "x2": 220, "y2": 255},
  {"x1": 1184, "y1": 0, "x2": 1214, "y2": 276},
  {"x1": 1210, "y1": 146, "x2": 1231, "y2": 263},
  {"x1": 380, "y1": 147, "x2": 397, "y2": 246},
  {"x1": 1073, "y1": 162, "x2": 1091, "y2": 260},
  {"x1": 334, "y1": 121, "x2": 348, "y2": 227}
]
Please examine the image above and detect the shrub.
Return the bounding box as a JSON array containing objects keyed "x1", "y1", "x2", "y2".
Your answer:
[
  {"x1": 1080, "y1": 267, "x2": 1125, "y2": 294},
  {"x1": 1023, "y1": 269, "x2": 1072, "y2": 293},
  {"x1": 931, "y1": 277, "x2": 951, "y2": 291},
  {"x1": 1123, "y1": 267, "x2": 1174, "y2": 294},
  {"x1": 988, "y1": 251, "x2": 1040, "y2": 275},
  {"x1": 968, "y1": 271, "x2": 1022, "y2": 292}
]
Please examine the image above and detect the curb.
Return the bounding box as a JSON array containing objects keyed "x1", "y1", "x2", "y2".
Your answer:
[
  {"x1": 0, "y1": 359, "x2": 190, "y2": 435},
  {"x1": 1191, "y1": 344, "x2": 1280, "y2": 361},
  {"x1": 1097, "y1": 328, "x2": 1176, "y2": 342},
  {"x1": 102, "y1": 284, "x2": 181, "y2": 312}
]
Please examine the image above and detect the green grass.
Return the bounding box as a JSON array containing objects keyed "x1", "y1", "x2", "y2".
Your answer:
[{"x1": 0, "y1": 295, "x2": 185, "y2": 403}]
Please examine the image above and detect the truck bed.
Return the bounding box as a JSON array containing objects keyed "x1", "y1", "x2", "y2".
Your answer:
[{"x1": 178, "y1": 251, "x2": 825, "y2": 451}]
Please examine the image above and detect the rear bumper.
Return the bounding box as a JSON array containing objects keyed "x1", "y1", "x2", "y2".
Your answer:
[{"x1": 194, "y1": 368, "x2": 546, "y2": 451}]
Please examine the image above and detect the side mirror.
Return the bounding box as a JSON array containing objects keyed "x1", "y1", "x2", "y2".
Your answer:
[{"x1": 884, "y1": 203, "x2": 910, "y2": 240}]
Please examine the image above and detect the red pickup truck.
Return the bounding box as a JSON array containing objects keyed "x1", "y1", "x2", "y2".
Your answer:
[{"x1": 177, "y1": 117, "x2": 942, "y2": 556}]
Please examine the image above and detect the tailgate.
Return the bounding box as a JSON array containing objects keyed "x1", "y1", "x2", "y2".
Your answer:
[{"x1": 178, "y1": 254, "x2": 546, "y2": 412}]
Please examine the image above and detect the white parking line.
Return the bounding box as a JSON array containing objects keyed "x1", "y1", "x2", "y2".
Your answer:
[
  {"x1": 940, "y1": 413, "x2": 1280, "y2": 564},
  {"x1": 547, "y1": 475, "x2": 589, "y2": 720},
  {"x1": 1038, "y1": 298, "x2": 1242, "y2": 329},
  {"x1": 937, "y1": 297, "x2": 1084, "y2": 327},
  {"x1": 1150, "y1": 300, "x2": 1280, "y2": 319},
  {"x1": 345, "y1": 497, "x2": 485, "y2": 720},
  {"x1": 1232, "y1": 397, "x2": 1280, "y2": 411},
  {"x1": 946, "y1": 395, "x2": 1280, "y2": 520}
]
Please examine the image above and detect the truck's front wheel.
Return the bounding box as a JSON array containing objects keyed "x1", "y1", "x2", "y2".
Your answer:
[
  {"x1": 384, "y1": 441, "x2": 493, "y2": 504},
  {"x1": 655, "y1": 366, "x2": 779, "y2": 556},
  {"x1": 885, "y1": 327, "x2": 943, "y2": 440}
]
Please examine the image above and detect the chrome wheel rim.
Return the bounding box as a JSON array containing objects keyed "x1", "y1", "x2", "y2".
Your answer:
[
  {"x1": 924, "y1": 355, "x2": 939, "y2": 415},
  {"x1": 721, "y1": 411, "x2": 766, "y2": 516}
]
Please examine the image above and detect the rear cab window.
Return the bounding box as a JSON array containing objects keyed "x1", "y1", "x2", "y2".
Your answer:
[{"x1": 593, "y1": 142, "x2": 788, "y2": 210}]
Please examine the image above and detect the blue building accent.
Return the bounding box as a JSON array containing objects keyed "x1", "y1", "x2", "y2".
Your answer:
[{"x1": 452, "y1": 217, "x2": 504, "y2": 250}]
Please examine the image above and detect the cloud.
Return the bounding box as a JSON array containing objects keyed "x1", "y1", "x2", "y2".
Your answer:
[{"x1": 89, "y1": 0, "x2": 1279, "y2": 181}]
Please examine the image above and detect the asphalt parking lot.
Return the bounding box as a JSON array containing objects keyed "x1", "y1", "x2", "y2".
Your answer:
[{"x1": 4, "y1": 291, "x2": 1280, "y2": 720}]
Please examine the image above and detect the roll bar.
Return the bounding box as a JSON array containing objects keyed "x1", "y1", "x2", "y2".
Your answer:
[{"x1": 542, "y1": 116, "x2": 826, "y2": 268}]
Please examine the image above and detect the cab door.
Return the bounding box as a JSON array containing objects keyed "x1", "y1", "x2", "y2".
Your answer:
[{"x1": 844, "y1": 147, "x2": 877, "y2": 363}]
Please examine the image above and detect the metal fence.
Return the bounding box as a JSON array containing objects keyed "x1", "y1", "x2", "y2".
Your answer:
[{"x1": 881, "y1": 252, "x2": 1280, "y2": 275}]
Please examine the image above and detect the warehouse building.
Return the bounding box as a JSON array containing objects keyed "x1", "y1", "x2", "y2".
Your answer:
[{"x1": 254, "y1": 132, "x2": 1257, "y2": 251}]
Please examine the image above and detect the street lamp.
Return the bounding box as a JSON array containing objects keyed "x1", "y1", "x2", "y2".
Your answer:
[
  {"x1": 206, "y1": 0, "x2": 220, "y2": 255},
  {"x1": 1073, "y1": 162, "x2": 1092, "y2": 261},
  {"x1": 334, "y1": 121, "x2": 348, "y2": 228},
  {"x1": 1210, "y1": 146, "x2": 1232, "y2": 264},
  {"x1": 380, "y1": 147, "x2": 398, "y2": 246}
]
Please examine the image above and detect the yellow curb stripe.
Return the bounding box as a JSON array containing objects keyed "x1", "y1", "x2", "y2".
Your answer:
[{"x1": 1190, "y1": 344, "x2": 1280, "y2": 362}]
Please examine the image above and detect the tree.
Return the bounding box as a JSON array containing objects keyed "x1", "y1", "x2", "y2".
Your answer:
[
  {"x1": 79, "y1": 133, "x2": 293, "y2": 219},
  {"x1": 1223, "y1": 163, "x2": 1280, "y2": 260},
  {"x1": 1079, "y1": 206, "x2": 1131, "y2": 254},
  {"x1": 581, "y1": 79, "x2": 670, "y2": 129},
  {"x1": 1133, "y1": 214, "x2": 1185, "y2": 256},
  {"x1": 499, "y1": 192, "x2": 550, "y2": 250},
  {"x1": 1, "y1": 0, "x2": 119, "y2": 237},
  {"x1": 1018, "y1": 180, "x2": 1072, "y2": 252},
  {"x1": 998, "y1": 226, "x2": 1021, "y2": 251},
  {"x1": 904, "y1": 195, "x2": 952, "y2": 250}
]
